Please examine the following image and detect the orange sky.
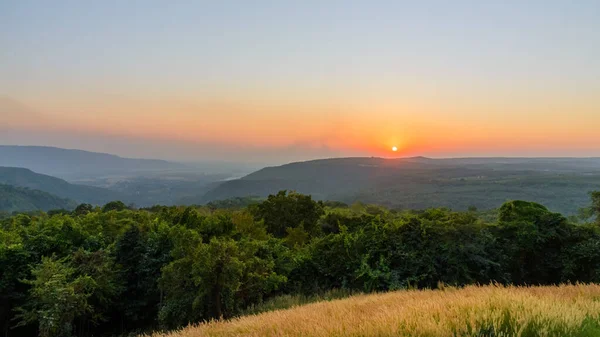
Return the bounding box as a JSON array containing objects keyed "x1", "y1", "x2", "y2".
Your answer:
[
  {"x1": 1, "y1": 1, "x2": 599, "y2": 162},
  {"x1": 2, "y1": 88, "x2": 599, "y2": 162}
]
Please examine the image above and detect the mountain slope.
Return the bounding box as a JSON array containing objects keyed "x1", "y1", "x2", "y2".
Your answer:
[
  {"x1": 0, "y1": 184, "x2": 77, "y2": 212},
  {"x1": 0, "y1": 167, "x2": 125, "y2": 205},
  {"x1": 202, "y1": 157, "x2": 600, "y2": 214},
  {"x1": 0, "y1": 145, "x2": 186, "y2": 179}
]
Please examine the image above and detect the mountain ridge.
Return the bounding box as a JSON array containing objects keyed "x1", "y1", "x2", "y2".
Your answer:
[
  {"x1": 201, "y1": 156, "x2": 600, "y2": 214},
  {"x1": 0, "y1": 166, "x2": 125, "y2": 205},
  {"x1": 0, "y1": 145, "x2": 187, "y2": 179},
  {"x1": 0, "y1": 183, "x2": 77, "y2": 212}
]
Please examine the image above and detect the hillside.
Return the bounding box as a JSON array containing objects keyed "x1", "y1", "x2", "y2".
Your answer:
[
  {"x1": 202, "y1": 157, "x2": 600, "y2": 214},
  {"x1": 149, "y1": 284, "x2": 600, "y2": 337},
  {"x1": 0, "y1": 166, "x2": 125, "y2": 205},
  {"x1": 0, "y1": 145, "x2": 186, "y2": 179},
  {"x1": 0, "y1": 184, "x2": 76, "y2": 212}
]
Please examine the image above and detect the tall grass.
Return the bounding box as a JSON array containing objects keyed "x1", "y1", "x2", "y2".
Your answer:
[
  {"x1": 147, "y1": 284, "x2": 600, "y2": 337},
  {"x1": 240, "y1": 288, "x2": 358, "y2": 316}
]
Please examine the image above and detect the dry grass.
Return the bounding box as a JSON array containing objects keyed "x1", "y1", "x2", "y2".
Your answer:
[{"x1": 148, "y1": 284, "x2": 600, "y2": 337}]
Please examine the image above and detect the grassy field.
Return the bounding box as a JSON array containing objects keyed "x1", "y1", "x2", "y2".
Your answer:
[{"x1": 148, "y1": 284, "x2": 600, "y2": 337}]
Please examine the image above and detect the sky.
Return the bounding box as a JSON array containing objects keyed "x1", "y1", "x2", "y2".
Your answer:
[{"x1": 1, "y1": 0, "x2": 599, "y2": 163}]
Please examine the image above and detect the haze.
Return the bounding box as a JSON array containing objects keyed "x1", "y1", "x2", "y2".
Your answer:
[{"x1": 1, "y1": 0, "x2": 599, "y2": 162}]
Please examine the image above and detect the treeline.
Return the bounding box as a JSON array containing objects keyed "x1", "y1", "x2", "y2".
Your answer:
[{"x1": 1, "y1": 191, "x2": 600, "y2": 337}]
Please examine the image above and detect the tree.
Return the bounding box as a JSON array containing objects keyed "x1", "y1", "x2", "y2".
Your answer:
[
  {"x1": 231, "y1": 210, "x2": 267, "y2": 240},
  {"x1": 284, "y1": 226, "x2": 309, "y2": 248},
  {"x1": 14, "y1": 257, "x2": 94, "y2": 337},
  {"x1": 158, "y1": 225, "x2": 204, "y2": 328},
  {"x1": 252, "y1": 191, "x2": 324, "y2": 238},
  {"x1": 73, "y1": 204, "x2": 93, "y2": 216},
  {"x1": 113, "y1": 225, "x2": 156, "y2": 331},
  {"x1": 5, "y1": 191, "x2": 600, "y2": 337},
  {"x1": 70, "y1": 249, "x2": 122, "y2": 335},
  {"x1": 0, "y1": 232, "x2": 30, "y2": 337},
  {"x1": 47, "y1": 209, "x2": 70, "y2": 216},
  {"x1": 560, "y1": 224, "x2": 600, "y2": 283},
  {"x1": 496, "y1": 200, "x2": 570, "y2": 284},
  {"x1": 102, "y1": 201, "x2": 127, "y2": 213},
  {"x1": 159, "y1": 233, "x2": 286, "y2": 328},
  {"x1": 195, "y1": 238, "x2": 245, "y2": 318},
  {"x1": 498, "y1": 200, "x2": 550, "y2": 223},
  {"x1": 591, "y1": 191, "x2": 600, "y2": 225}
]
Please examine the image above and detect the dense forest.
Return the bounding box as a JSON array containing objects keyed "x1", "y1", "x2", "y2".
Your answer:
[
  {"x1": 4, "y1": 150, "x2": 600, "y2": 214},
  {"x1": 200, "y1": 157, "x2": 600, "y2": 215},
  {"x1": 1, "y1": 191, "x2": 600, "y2": 337},
  {"x1": 0, "y1": 184, "x2": 76, "y2": 213}
]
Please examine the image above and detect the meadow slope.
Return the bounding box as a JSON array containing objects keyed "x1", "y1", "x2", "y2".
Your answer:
[{"x1": 149, "y1": 284, "x2": 600, "y2": 337}]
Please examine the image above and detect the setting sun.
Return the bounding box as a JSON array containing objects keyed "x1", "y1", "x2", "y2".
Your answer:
[{"x1": 392, "y1": 146, "x2": 398, "y2": 152}]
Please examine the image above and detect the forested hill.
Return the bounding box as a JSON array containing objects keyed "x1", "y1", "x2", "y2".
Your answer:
[
  {"x1": 0, "y1": 184, "x2": 76, "y2": 212},
  {"x1": 201, "y1": 157, "x2": 600, "y2": 214},
  {"x1": 0, "y1": 145, "x2": 186, "y2": 179},
  {"x1": 0, "y1": 167, "x2": 125, "y2": 205}
]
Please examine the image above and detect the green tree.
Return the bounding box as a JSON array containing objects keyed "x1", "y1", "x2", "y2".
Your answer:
[
  {"x1": 70, "y1": 249, "x2": 122, "y2": 335},
  {"x1": 496, "y1": 200, "x2": 571, "y2": 284},
  {"x1": 561, "y1": 224, "x2": 600, "y2": 283},
  {"x1": 14, "y1": 257, "x2": 94, "y2": 337},
  {"x1": 231, "y1": 210, "x2": 268, "y2": 240},
  {"x1": 195, "y1": 238, "x2": 245, "y2": 318},
  {"x1": 252, "y1": 191, "x2": 324, "y2": 238},
  {"x1": 73, "y1": 204, "x2": 93, "y2": 216},
  {"x1": 591, "y1": 191, "x2": 600, "y2": 225},
  {"x1": 4, "y1": 191, "x2": 600, "y2": 337},
  {"x1": 284, "y1": 226, "x2": 309, "y2": 248},
  {"x1": 158, "y1": 225, "x2": 204, "y2": 328},
  {"x1": 0, "y1": 231, "x2": 30, "y2": 337},
  {"x1": 102, "y1": 201, "x2": 127, "y2": 213},
  {"x1": 114, "y1": 224, "x2": 161, "y2": 331},
  {"x1": 160, "y1": 232, "x2": 286, "y2": 328}
]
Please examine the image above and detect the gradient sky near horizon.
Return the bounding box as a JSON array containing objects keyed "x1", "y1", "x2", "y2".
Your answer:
[{"x1": 1, "y1": 0, "x2": 599, "y2": 163}]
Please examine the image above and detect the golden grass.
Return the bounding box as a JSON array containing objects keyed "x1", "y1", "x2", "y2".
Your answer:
[{"x1": 148, "y1": 284, "x2": 600, "y2": 337}]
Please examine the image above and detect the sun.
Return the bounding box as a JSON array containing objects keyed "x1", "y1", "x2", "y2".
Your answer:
[{"x1": 392, "y1": 146, "x2": 398, "y2": 152}]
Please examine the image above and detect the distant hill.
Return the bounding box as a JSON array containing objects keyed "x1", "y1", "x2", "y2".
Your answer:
[
  {"x1": 0, "y1": 166, "x2": 125, "y2": 205},
  {"x1": 202, "y1": 157, "x2": 600, "y2": 214},
  {"x1": 0, "y1": 184, "x2": 77, "y2": 212},
  {"x1": 0, "y1": 145, "x2": 187, "y2": 179}
]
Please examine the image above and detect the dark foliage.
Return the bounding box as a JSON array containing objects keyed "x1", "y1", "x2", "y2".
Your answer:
[
  {"x1": 1, "y1": 193, "x2": 600, "y2": 336},
  {"x1": 0, "y1": 184, "x2": 77, "y2": 212}
]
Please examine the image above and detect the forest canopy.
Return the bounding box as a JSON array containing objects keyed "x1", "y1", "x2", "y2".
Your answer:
[{"x1": 1, "y1": 191, "x2": 600, "y2": 337}]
